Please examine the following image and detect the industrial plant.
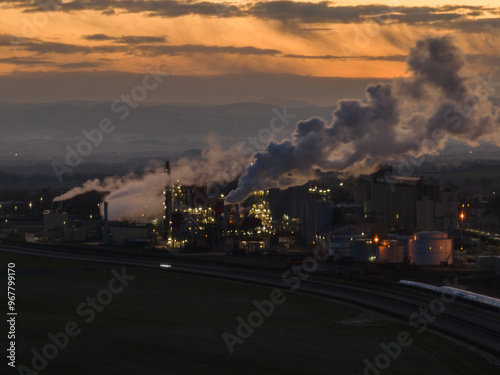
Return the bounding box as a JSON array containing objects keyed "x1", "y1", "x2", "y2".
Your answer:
[{"x1": 15, "y1": 162, "x2": 497, "y2": 271}]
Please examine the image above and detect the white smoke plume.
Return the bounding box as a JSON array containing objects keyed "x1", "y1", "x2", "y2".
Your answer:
[
  {"x1": 225, "y1": 35, "x2": 500, "y2": 204},
  {"x1": 53, "y1": 166, "x2": 169, "y2": 220},
  {"x1": 53, "y1": 135, "x2": 250, "y2": 220}
]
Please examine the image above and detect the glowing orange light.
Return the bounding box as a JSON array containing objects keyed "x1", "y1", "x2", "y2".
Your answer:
[{"x1": 374, "y1": 236, "x2": 379, "y2": 243}]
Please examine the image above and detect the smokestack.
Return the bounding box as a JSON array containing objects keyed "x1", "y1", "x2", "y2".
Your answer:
[
  {"x1": 104, "y1": 201, "x2": 109, "y2": 245},
  {"x1": 164, "y1": 161, "x2": 172, "y2": 241}
]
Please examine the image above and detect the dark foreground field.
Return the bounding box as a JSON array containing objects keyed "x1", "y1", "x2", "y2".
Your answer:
[{"x1": 1, "y1": 252, "x2": 499, "y2": 375}]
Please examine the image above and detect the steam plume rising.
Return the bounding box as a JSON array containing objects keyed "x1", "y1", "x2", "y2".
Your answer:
[
  {"x1": 225, "y1": 35, "x2": 500, "y2": 204},
  {"x1": 53, "y1": 135, "x2": 250, "y2": 220}
]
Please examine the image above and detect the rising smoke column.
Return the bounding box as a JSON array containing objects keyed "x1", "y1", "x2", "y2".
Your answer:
[
  {"x1": 53, "y1": 166, "x2": 170, "y2": 220},
  {"x1": 53, "y1": 135, "x2": 251, "y2": 220},
  {"x1": 225, "y1": 35, "x2": 500, "y2": 204}
]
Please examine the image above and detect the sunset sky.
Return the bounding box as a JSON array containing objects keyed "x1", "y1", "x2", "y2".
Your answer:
[{"x1": 1, "y1": 1, "x2": 499, "y2": 103}]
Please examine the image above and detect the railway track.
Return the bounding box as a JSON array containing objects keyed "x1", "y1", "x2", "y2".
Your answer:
[{"x1": 2, "y1": 243, "x2": 500, "y2": 362}]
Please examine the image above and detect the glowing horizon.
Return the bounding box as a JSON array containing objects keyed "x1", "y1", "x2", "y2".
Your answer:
[{"x1": 1, "y1": 0, "x2": 498, "y2": 83}]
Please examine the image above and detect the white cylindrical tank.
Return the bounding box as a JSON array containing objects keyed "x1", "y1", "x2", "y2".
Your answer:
[{"x1": 408, "y1": 231, "x2": 453, "y2": 266}]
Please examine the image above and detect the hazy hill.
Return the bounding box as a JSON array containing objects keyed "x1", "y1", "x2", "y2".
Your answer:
[{"x1": 0, "y1": 100, "x2": 334, "y2": 164}]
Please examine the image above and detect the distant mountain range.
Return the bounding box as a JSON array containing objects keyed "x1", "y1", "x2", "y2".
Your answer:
[
  {"x1": 0, "y1": 99, "x2": 334, "y2": 165},
  {"x1": 0, "y1": 99, "x2": 499, "y2": 175}
]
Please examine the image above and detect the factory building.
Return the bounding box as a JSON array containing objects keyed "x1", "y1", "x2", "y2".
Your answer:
[
  {"x1": 247, "y1": 190, "x2": 272, "y2": 234},
  {"x1": 222, "y1": 190, "x2": 273, "y2": 252},
  {"x1": 161, "y1": 161, "x2": 273, "y2": 249},
  {"x1": 110, "y1": 223, "x2": 150, "y2": 247},
  {"x1": 327, "y1": 225, "x2": 377, "y2": 261},
  {"x1": 476, "y1": 256, "x2": 500, "y2": 273},
  {"x1": 43, "y1": 210, "x2": 68, "y2": 241},
  {"x1": 301, "y1": 185, "x2": 334, "y2": 245},
  {"x1": 269, "y1": 184, "x2": 310, "y2": 221},
  {"x1": 165, "y1": 184, "x2": 215, "y2": 248},
  {"x1": 64, "y1": 228, "x2": 87, "y2": 242},
  {"x1": 334, "y1": 202, "x2": 363, "y2": 224},
  {"x1": 352, "y1": 165, "x2": 457, "y2": 232}
]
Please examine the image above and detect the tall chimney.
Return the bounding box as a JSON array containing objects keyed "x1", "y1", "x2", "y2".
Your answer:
[
  {"x1": 164, "y1": 160, "x2": 172, "y2": 241},
  {"x1": 104, "y1": 201, "x2": 109, "y2": 245}
]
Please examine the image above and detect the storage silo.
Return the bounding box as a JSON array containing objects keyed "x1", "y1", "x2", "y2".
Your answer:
[
  {"x1": 408, "y1": 231, "x2": 453, "y2": 265},
  {"x1": 377, "y1": 240, "x2": 404, "y2": 263},
  {"x1": 301, "y1": 199, "x2": 333, "y2": 244},
  {"x1": 351, "y1": 239, "x2": 375, "y2": 262}
]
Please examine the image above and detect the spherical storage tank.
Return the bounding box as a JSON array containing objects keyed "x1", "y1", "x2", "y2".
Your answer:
[{"x1": 408, "y1": 231, "x2": 452, "y2": 266}]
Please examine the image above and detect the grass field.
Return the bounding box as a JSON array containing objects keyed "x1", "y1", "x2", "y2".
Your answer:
[{"x1": 1, "y1": 252, "x2": 499, "y2": 375}]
